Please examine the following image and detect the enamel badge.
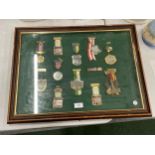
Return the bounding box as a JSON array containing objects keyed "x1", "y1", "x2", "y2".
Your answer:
[
  {"x1": 105, "y1": 42, "x2": 117, "y2": 65},
  {"x1": 70, "y1": 69, "x2": 84, "y2": 96},
  {"x1": 72, "y1": 43, "x2": 82, "y2": 66},
  {"x1": 36, "y1": 41, "x2": 45, "y2": 54},
  {"x1": 90, "y1": 83, "x2": 102, "y2": 105},
  {"x1": 52, "y1": 86, "x2": 63, "y2": 108},
  {"x1": 54, "y1": 58, "x2": 63, "y2": 69},
  {"x1": 53, "y1": 37, "x2": 63, "y2": 55}
]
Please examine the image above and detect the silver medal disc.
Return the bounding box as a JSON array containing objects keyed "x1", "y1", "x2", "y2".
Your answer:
[{"x1": 53, "y1": 71, "x2": 63, "y2": 81}]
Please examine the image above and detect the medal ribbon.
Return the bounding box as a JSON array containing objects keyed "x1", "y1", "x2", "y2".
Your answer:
[
  {"x1": 87, "y1": 38, "x2": 96, "y2": 61},
  {"x1": 108, "y1": 72, "x2": 116, "y2": 81}
]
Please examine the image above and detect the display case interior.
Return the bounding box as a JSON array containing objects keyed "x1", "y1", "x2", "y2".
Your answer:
[{"x1": 8, "y1": 25, "x2": 151, "y2": 123}]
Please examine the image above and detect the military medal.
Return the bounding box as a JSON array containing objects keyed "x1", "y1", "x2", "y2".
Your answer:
[
  {"x1": 53, "y1": 71, "x2": 63, "y2": 81},
  {"x1": 104, "y1": 42, "x2": 117, "y2": 65},
  {"x1": 38, "y1": 79, "x2": 47, "y2": 92},
  {"x1": 105, "y1": 68, "x2": 121, "y2": 95},
  {"x1": 72, "y1": 43, "x2": 82, "y2": 66},
  {"x1": 72, "y1": 55, "x2": 82, "y2": 66},
  {"x1": 105, "y1": 55, "x2": 117, "y2": 65},
  {"x1": 36, "y1": 41, "x2": 45, "y2": 64},
  {"x1": 53, "y1": 37, "x2": 63, "y2": 55},
  {"x1": 54, "y1": 58, "x2": 63, "y2": 69},
  {"x1": 70, "y1": 69, "x2": 84, "y2": 95},
  {"x1": 90, "y1": 83, "x2": 102, "y2": 105},
  {"x1": 36, "y1": 41, "x2": 45, "y2": 54},
  {"x1": 87, "y1": 37, "x2": 101, "y2": 61},
  {"x1": 52, "y1": 86, "x2": 63, "y2": 108}
]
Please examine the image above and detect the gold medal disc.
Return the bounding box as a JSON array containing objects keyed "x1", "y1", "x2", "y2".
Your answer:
[{"x1": 105, "y1": 54, "x2": 117, "y2": 65}]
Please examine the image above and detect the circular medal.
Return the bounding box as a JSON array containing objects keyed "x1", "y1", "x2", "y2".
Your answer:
[
  {"x1": 53, "y1": 71, "x2": 63, "y2": 81},
  {"x1": 38, "y1": 79, "x2": 47, "y2": 92},
  {"x1": 37, "y1": 55, "x2": 44, "y2": 63},
  {"x1": 105, "y1": 54, "x2": 117, "y2": 65}
]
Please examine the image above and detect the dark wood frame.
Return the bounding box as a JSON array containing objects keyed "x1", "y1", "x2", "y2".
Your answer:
[{"x1": 7, "y1": 25, "x2": 151, "y2": 123}]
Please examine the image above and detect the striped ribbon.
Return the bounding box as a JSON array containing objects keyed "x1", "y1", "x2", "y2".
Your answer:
[{"x1": 87, "y1": 38, "x2": 96, "y2": 61}]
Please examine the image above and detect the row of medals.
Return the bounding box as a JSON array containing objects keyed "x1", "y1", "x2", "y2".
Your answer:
[{"x1": 36, "y1": 37, "x2": 121, "y2": 109}]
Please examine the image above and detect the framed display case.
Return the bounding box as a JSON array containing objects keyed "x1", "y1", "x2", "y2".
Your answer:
[{"x1": 8, "y1": 25, "x2": 151, "y2": 123}]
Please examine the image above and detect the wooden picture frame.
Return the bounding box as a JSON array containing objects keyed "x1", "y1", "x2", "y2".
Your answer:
[{"x1": 8, "y1": 25, "x2": 151, "y2": 123}]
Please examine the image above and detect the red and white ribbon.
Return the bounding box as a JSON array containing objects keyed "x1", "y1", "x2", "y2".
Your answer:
[{"x1": 87, "y1": 37, "x2": 96, "y2": 61}]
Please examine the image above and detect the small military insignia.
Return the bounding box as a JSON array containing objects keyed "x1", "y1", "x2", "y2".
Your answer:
[
  {"x1": 70, "y1": 69, "x2": 84, "y2": 95},
  {"x1": 53, "y1": 71, "x2": 63, "y2": 81},
  {"x1": 54, "y1": 58, "x2": 63, "y2": 69},
  {"x1": 90, "y1": 83, "x2": 102, "y2": 105},
  {"x1": 105, "y1": 68, "x2": 121, "y2": 95},
  {"x1": 72, "y1": 43, "x2": 82, "y2": 66},
  {"x1": 52, "y1": 86, "x2": 63, "y2": 108},
  {"x1": 37, "y1": 55, "x2": 45, "y2": 63},
  {"x1": 104, "y1": 42, "x2": 117, "y2": 65},
  {"x1": 72, "y1": 55, "x2": 82, "y2": 66},
  {"x1": 38, "y1": 79, "x2": 47, "y2": 92},
  {"x1": 53, "y1": 37, "x2": 63, "y2": 55},
  {"x1": 36, "y1": 41, "x2": 45, "y2": 54}
]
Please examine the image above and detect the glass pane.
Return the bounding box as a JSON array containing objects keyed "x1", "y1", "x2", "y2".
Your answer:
[{"x1": 15, "y1": 30, "x2": 143, "y2": 115}]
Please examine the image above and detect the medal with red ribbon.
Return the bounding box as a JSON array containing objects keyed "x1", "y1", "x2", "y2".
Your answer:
[{"x1": 87, "y1": 37, "x2": 96, "y2": 61}]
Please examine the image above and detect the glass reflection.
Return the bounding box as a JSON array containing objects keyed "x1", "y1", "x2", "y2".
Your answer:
[{"x1": 34, "y1": 54, "x2": 38, "y2": 114}]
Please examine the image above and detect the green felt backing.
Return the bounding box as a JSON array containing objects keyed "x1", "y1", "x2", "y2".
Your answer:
[{"x1": 16, "y1": 30, "x2": 142, "y2": 115}]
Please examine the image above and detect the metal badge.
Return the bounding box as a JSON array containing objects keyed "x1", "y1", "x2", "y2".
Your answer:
[
  {"x1": 72, "y1": 43, "x2": 82, "y2": 66},
  {"x1": 52, "y1": 86, "x2": 63, "y2": 108},
  {"x1": 54, "y1": 58, "x2": 63, "y2": 69},
  {"x1": 37, "y1": 55, "x2": 45, "y2": 63},
  {"x1": 90, "y1": 83, "x2": 102, "y2": 105},
  {"x1": 53, "y1": 37, "x2": 63, "y2": 55},
  {"x1": 53, "y1": 71, "x2": 63, "y2": 81},
  {"x1": 105, "y1": 42, "x2": 117, "y2": 65},
  {"x1": 38, "y1": 79, "x2": 47, "y2": 92},
  {"x1": 105, "y1": 68, "x2": 121, "y2": 95},
  {"x1": 36, "y1": 41, "x2": 45, "y2": 54},
  {"x1": 70, "y1": 69, "x2": 84, "y2": 95},
  {"x1": 72, "y1": 55, "x2": 82, "y2": 66}
]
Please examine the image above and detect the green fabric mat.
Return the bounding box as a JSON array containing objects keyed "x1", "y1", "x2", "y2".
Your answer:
[{"x1": 16, "y1": 30, "x2": 142, "y2": 115}]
